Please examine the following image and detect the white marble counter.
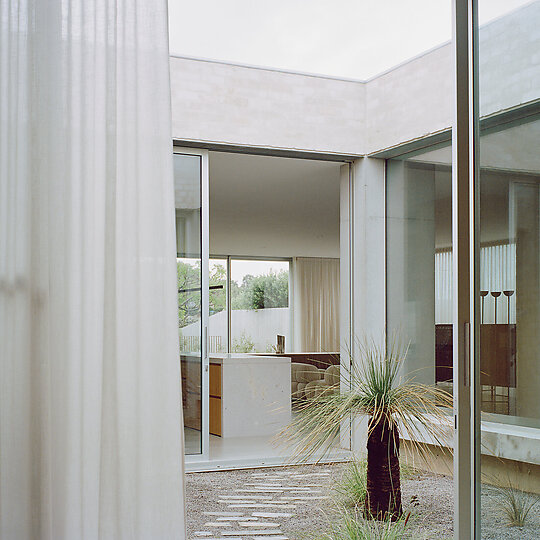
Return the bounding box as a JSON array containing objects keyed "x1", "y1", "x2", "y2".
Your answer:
[{"x1": 210, "y1": 354, "x2": 292, "y2": 438}]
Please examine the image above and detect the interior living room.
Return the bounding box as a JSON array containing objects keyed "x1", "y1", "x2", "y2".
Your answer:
[{"x1": 176, "y1": 150, "x2": 351, "y2": 468}]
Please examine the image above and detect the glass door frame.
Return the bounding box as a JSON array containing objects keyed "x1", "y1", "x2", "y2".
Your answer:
[
  {"x1": 453, "y1": 1, "x2": 480, "y2": 538},
  {"x1": 175, "y1": 146, "x2": 210, "y2": 464}
]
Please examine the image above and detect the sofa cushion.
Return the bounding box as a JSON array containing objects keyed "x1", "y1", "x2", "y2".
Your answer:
[
  {"x1": 291, "y1": 362, "x2": 322, "y2": 384},
  {"x1": 324, "y1": 364, "x2": 340, "y2": 386}
]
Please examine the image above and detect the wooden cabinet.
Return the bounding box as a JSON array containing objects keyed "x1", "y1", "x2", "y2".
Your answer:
[
  {"x1": 180, "y1": 355, "x2": 202, "y2": 431},
  {"x1": 209, "y1": 363, "x2": 222, "y2": 436}
]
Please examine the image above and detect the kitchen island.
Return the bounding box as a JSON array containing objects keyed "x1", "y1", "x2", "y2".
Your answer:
[{"x1": 209, "y1": 354, "x2": 291, "y2": 438}]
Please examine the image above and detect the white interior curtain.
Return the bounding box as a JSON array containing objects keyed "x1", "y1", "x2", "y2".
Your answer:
[
  {"x1": 435, "y1": 243, "x2": 516, "y2": 324},
  {"x1": 0, "y1": 1, "x2": 185, "y2": 538},
  {"x1": 435, "y1": 249, "x2": 453, "y2": 324},
  {"x1": 479, "y1": 242, "x2": 516, "y2": 323},
  {"x1": 294, "y1": 257, "x2": 340, "y2": 352}
]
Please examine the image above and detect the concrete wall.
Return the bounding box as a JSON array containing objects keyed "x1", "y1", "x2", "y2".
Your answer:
[
  {"x1": 365, "y1": 2, "x2": 540, "y2": 153},
  {"x1": 365, "y1": 44, "x2": 453, "y2": 153},
  {"x1": 181, "y1": 307, "x2": 289, "y2": 353},
  {"x1": 170, "y1": 57, "x2": 366, "y2": 155}
]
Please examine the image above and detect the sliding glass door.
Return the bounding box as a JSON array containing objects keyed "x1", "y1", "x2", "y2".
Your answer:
[
  {"x1": 476, "y1": 1, "x2": 540, "y2": 537},
  {"x1": 174, "y1": 149, "x2": 209, "y2": 459}
]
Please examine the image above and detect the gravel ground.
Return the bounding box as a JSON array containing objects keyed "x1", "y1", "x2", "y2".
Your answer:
[{"x1": 186, "y1": 462, "x2": 540, "y2": 539}]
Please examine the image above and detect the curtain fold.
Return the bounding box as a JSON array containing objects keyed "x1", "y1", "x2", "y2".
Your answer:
[
  {"x1": 295, "y1": 257, "x2": 340, "y2": 352},
  {"x1": 0, "y1": 1, "x2": 185, "y2": 538},
  {"x1": 435, "y1": 243, "x2": 516, "y2": 324}
]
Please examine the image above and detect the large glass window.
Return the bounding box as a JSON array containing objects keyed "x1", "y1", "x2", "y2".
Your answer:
[
  {"x1": 386, "y1": 143, "x2": 455, "y2": 532},
  {"x1": 230, "y1": 259, "x2": 290, "y2": 354},
  {"x1": 477, "y1": 1, "x2": 540, "y2": 536},
  {"x1": 209, "y1": 258, "x2": 227, "y2": 353},
  {"x1": 387, "y1": 158, "x2": 452, "y2": 387},
  {"x1": 175, "y1": 153, "x2": 203, "y2": 455}
]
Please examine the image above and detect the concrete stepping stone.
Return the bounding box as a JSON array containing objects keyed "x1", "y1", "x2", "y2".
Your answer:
[
  {"x1": 203, "y1": 511, "x2": 243, "y2": 516},
  {"x1": 238, "y1": 522, "x2": 280, "y2": 527},
  {"x1": 231, "y1": 501, "x2": 293, "y2": 506},
  {"x1": 222, "y1": 531, "x2": 284, "y2": 536},
  {"x1": 253, "y1": 537, "x2": 288, "y2": 540},
  {"x1": 217, "y1": 516, "x2": 259, "y2": 521},
  {"x1": 236, "y1": 489, "x2": 284, "y2": 493},
  {"x1": 218, "y1": 500, "x2": 257, "y2": 504},
  {"x1": 280, "y1": 495, "x2": 329, "y2": 500},
  {"x1": 203, "y1": 522, "x2": 231, "y2": 527},
  {"x1": 227, "y1": 503, "x2": 296, "y2": 509},
  {"x1": 240, "y1": 485, "x2": 284, "y2": 489},
  {"x1": 252, "y1": 512, "x2": 293, "y2": 518},
  {"x1": 220, "y1": 495, "x2": 273, "y2": 500}
]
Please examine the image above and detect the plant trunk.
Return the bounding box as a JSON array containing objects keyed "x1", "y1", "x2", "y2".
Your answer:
[{"x1": 364, "y1": 416, "x2": 403, "y2": 520}]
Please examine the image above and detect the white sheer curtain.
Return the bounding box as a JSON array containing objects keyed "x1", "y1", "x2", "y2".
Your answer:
[
  {"x1": 435, "y1": 249, "x2": 453, "y2": 324},
  {"x1": 435, "y1": 243, "x2": 516, "y2": 324},
  {"x1": 294, "y1": 257, "x2": 340, "y2": 352},
  {"x1": 0, "y1": 1, "x2": 185, "y2": 538}
]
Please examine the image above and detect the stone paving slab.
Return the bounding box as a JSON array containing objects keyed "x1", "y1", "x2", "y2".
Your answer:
[
  {"x1": 187, "y1": 464, "x2": 345, "y2": 539},
  {"x1": 222, "y1": 531, "x2": 285, "y2": 536}
]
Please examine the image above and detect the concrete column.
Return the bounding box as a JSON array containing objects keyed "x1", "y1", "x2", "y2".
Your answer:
[
  {"x1": 511, "y1": 182, "x2": 540, "y2": 420},
  {"x1": 386, "y1": 161, "x2": 436, "y2": 385},
  {"x1": 350, "y1": 157, "x2": 386, "y2": 343},
  {"x1": 348, "y1": 157, "x2": 386, "y2": 456}
]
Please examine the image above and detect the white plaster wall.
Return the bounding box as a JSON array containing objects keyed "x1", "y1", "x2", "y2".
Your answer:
[
  {"x1": 170, "y1": 57, "x2": 366, "y2": 155},
  {"x1": 181, "y1": 307, "x2": 290, "y2": 353}
]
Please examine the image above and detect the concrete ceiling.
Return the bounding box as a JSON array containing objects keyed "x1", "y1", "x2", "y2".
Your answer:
[{"x1": 208, "y1": 151, "x2": 342, "y2": 258}]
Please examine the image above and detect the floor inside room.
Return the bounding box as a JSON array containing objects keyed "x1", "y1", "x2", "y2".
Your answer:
[{"x1": 185, "y1": 430, "x2": 351, "y2": 473}]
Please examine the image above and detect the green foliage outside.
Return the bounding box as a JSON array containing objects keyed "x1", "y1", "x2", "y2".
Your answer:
[
  {"x1": 319, "y1": 509, "x2": 416, "y2": 540},
  {"x1": 177, "y1": 260, "x2": 288, "y2": 329},
  {"x1": 230, "y1": 270, "x2": 289, "y2": 310},
  {"x1": 335, "y1": 459, "x2": 417, "y2": 510},
  {"x1": 489, "y1": 477, "x2": 540, "y2": 527},
  {"x1": 231, "y1": 332, "x2": 256, "y2": 353},
  {"x1": 177, "y1": 260, "x2": 227, "y2": 329}
]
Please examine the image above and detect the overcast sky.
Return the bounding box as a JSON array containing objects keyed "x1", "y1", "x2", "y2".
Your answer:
[{"x1": 168, "y1": 0, "x2": 532, "y2": 80}]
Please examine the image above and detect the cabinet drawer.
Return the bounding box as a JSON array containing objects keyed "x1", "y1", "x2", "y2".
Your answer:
[
  {"x1": 209, "y1": 363, "x2": 222, "y2": 397},
  {"x1": 209, "y1": 396, "x2": 222, "y2": 436}
]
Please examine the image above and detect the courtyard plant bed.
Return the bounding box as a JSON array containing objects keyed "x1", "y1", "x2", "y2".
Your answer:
[
  {"x1": 186, "y1": 462, "x2": 540, "y2": 539},
  {"x1": 280, "y1": 339, "x2": 454, "y2": 521}
]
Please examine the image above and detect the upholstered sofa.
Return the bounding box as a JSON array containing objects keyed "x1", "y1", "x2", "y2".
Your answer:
[
  {"x1": 291, "y1": 362, "x2": 323, "y2": 400},
  {"x1": 304, "y1": 365, "x2": 340, "y2": 400}
]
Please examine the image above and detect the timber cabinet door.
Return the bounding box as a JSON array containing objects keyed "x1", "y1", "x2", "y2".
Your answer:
[{"x1": 209, "y1": 363, "x2": 222, "y2": 436}]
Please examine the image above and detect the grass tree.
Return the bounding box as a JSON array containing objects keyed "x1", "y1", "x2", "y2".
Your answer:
[{"x1": 280, "y1": 338, "x2": 453, "y2": 521}]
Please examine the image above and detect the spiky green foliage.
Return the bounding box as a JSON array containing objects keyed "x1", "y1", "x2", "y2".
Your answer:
[
  {"x1": 491, "y1": 478, "x2": 540, "y2": 527},
  {"x1": 321, "y1": 510, "x2": 417, "y2": 540},
  {"x1": 279, "y1": 337, "x2": 453, "y2": 463},
  {"x1": 335, "y1": 459, "x2": 418, "y2": 509},
  {"x1": 335, "y1": 460, "x2": 368, "y2": 508}
]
